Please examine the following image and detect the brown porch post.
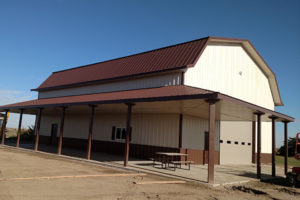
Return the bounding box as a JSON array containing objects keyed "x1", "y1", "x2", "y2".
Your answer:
[
  {"x1": 16, "y1": 109, "x2": 24, "y2": 147},
  {"x1": 206, "y1": 99, "x2": 218, "y2": 184},
  {"x1": 283, "y1": 121, "x2": 289, "y2": 175},
  {"x1": 1, "y1": 110, "x2": 9, "y2": 145},
  {"x1": 178, "y1": 114, "x2": 183, "y2": 148},
  {"x1": 251, "y1": 121, "x2": 256, "y2": 164},
  {"x1": 254, "y1": 112, "x2": 264, "y2": 179},
  {"x1": 57, "y1": 106, "x2": 66, "y2": 155},
  {"x1": 34, "y1": 108, "x2": 43, "y2": 151},
  {"x1": 269, "y1": 116, "x2": 278, "y2": 177},
  {"x1": 86, "y1": 105, "x2": 96, "y2": 160},
  {"x1": 124, "y1": 103, "x2": 134, "y2": 167}
]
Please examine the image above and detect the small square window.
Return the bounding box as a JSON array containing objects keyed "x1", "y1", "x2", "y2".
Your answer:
[
  {"x1": 115, "y1": 127, "x2": 127, "y2": 140},
  {"x1": 234, "y1": 141, "x2": 238, "y2": 145},
  {"x1": 248, "y1": 143, "x2": 251, "y2": 146},
  {"x1": 220, "y1": 140, "x2": 223, "y2": 143},
  {"x1": 227, "y1": 141, "x2": 231, "y2": 144},
  {"x1": 241, "y1": 142, "x2": 245, "y2": 145}
]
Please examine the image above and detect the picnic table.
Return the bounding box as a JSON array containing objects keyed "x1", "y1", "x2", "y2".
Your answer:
[{"x1": 151, "y1": 152, "x2": 193, "y2": 170}]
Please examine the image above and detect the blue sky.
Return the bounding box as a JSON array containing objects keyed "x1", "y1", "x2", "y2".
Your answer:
[{"x1": 0, "y1": 0, "x2": 299, "y2": 147}]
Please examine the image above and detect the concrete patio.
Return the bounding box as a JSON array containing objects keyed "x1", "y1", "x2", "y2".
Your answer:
[{"x1": 2, "y1": 140, "x2": 287, "y2": 186}]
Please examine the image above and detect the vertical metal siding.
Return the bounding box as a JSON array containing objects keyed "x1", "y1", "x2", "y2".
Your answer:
[
  {"x1": 184, "y1": 44, "x2": 274, "y2": 110},
  {"x1": 39, "y1": 73, "x2": 182, "y2": 99},
  {"x1": 40, "y1": 113, "x2": 179, "y2": 148},
  {"x1": 182, "y1": 115, "x2": 220, "y2": 150}
]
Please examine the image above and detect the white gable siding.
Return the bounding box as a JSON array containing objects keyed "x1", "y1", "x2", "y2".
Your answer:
[
  {"x1": 184, "y1": 44, "x2": 274, "y2": 110},
  {"x1": 39, "y1": 72, "x2": 181, "y2": 99}
]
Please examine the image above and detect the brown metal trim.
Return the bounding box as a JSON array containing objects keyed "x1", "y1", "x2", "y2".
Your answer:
[
  {"x1": 255, "y1": 112, "x2": 263, "y2": 179},
  {"x1": 16, "y1": 109, "x2": 24, "y2": 147},
  {"x1": 34, "y1": 108, "x2": 43, "y2": 151},
  {"x1": 1, "y1": 110, "x2": 9, "y2": 145},
  {"x1": 283, "y1": 121, "x2": 289, "y2": 175},
  {"x1": 86, "y1": 105, "x2": 96, "y2": 160},
  {"x1": 207, "y1": 99, "x2": 217, "y2": 184},
  {"x1": 251, "y1": 121, "x2": 256, "y2": 164},
  {"x1": 178, "y1": 114, "x2": 183, "y2": 148},
  {"x1": 269, "y1": 116, "x2": 278, "y2": 177},
  {"x1": 124, "y1": 103, "x2": 134, "y2": 166},
  {"x1": 57, "y1": 106, "x2": 66, "y2": 155}
]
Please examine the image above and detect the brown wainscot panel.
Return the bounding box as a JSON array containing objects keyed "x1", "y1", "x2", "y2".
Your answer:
[
  {"x1": 39, "y1": 135, "x2": 179, "y2": 160},
  {"x1": 180, "y1": 148, "x2": 219, "y2": 164},
  {"x1": 253, "y1": 153, "x2": 272, "y2": 164}
]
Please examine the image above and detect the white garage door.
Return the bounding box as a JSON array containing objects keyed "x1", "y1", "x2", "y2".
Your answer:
[{"x1": 220, "y1": 121, "x2": 252, "y2": 165}]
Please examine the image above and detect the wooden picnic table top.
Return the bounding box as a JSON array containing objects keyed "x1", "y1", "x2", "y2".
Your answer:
[{"x1": 155, "y1": 152, "x2": 188, "y2": 156}]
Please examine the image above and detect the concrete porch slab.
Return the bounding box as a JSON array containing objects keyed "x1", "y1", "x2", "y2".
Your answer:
[{"x1": 2, "y1": 142, "x2": 287, "y2": 186}]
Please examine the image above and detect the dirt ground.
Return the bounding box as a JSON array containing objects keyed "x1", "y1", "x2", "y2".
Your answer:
[{"x1": 0, "y1": 146, "x2": 299, "y2": 200}]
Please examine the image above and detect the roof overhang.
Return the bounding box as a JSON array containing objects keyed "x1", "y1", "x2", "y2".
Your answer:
[{"x1": 0, "y1": 86, "x2": 293, "y2": 122}]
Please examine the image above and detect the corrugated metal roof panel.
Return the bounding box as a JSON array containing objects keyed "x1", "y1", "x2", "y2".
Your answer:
[{"x1": 36, "y1": 37, "x2": 209, "y2": 90}]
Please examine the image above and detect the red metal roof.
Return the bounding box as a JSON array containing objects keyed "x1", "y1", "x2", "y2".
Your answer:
[
  {"x1": 0, "y1": 86, "x2": 214, "y2": 109},
  {"x1": 35, "y1": 37, "x2": 209, "y2": 91}
]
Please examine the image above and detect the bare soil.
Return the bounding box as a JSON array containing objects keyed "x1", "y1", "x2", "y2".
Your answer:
[{"x1": 0, "y1": 146, "x2": 299, "y2": 200}]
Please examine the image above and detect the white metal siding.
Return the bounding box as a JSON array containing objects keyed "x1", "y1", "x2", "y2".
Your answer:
[
  {"x1": 131, "y1": 114, "x2": 179, "y2": 148},
  {"x1": 184, "y1": 44, "x2": 275, "y2": 110},
  {"x1": 256, "y1": 122, "x2": 272, "y2": 154},
  {"x1": 182, "y1": 115, "x2": 220, "y2": 150},
  {"x1": 39, "y1": 73, "x2": 181, "y2": 99},
  {"x1": 39, "y1": 113, "x2": 179, "y2": 148}
]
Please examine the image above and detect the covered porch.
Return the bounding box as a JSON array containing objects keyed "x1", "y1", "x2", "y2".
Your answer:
[{"x1": 0, "y1": 85, "x2": 294, "y2": 184}]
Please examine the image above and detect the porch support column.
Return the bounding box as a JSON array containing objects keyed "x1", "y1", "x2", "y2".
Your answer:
[
  {"x1": 206, "y1": 99, "x2": 219, "y2": 184},
  {"x1": 251, "y1": 121, "x2": 256, "y2": 164},
  {"x1": 34, "y1": 108, "x2": 43, "y2": 151},
  {"x1": 178, "y1": 114, "x2": 183, "y2": 148},
  {"x1": 269, "y1": 116, "x2": 278, "y2": 177},
  {"x1": 124, "y1": 103, "x2": 134, "y2": 167},
  {"x1": 86, "y1": 105, "x2": 96, "y2": 160},
  {"x1": 254, "y1": 112, "x2": 264, "y2": 179},
  {"x1": 1, "y1": 110, "x2": 9, "y2": 145},
  {"x1": 57, "y1": 106, "x2": 67, "y2": 155},
  {"x1": 283, "y1": 120, "x2": 289, "y2": 175},
  {"x1": 16, "y1": 109, "x2": 24, "y2": 147}
]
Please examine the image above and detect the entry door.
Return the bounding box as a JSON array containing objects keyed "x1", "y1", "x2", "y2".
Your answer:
[{"x1": 50, "y1": 124, "x2": 58, "y2": 145}]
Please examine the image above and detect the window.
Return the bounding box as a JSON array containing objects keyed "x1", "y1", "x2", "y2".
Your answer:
[
  {"x1": 241, "y1": 142, "x2": 245, "y2": 145},
  {"x1": 111, "y1": 126, "x2": 132, "y2": 141},
  {"x1": 220, "y1": 140, "x2": 223, "y2": 143},
  {"x1": 248, "y1": 143, "x2": 251, "y2": 146},
  {"x1": 227, "y1": 141, "x2": 231, "y2": 144},
  {"x1": 234, "y1": 141, "x2": 238, "y2": 145},
  {"x1": 115, "y1": 128, "x2": 126, "y2": 140}
]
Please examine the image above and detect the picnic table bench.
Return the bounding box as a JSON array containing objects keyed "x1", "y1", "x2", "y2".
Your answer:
[{"x1": 151, "y1": 152, "x2": 193, "y2": 171}]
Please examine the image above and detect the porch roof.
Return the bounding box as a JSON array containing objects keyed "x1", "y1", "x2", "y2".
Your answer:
[{"x1": 0, "y1": 85, "x2": 294, "y2": 122}]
